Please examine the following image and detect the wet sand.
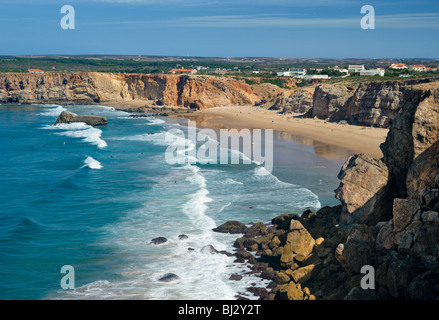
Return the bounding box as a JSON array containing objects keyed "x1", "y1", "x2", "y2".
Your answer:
[
  {"x1": 175, "y1": 106, "x2": 388, "y2": 160},
  {"x1": 168, "y1": 109, "x2": 354, "y2": 207}
]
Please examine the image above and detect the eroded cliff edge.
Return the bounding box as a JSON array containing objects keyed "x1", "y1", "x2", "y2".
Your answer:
[
  {"x1": 215, "y1": 81, "x2": 439, "y2": 300},
  {"x1": 269, "y1": 78, "x2": 439, "y2": 129},
  {"x1": 0, "y1": 72, "x2": 281, "y2": 110}
]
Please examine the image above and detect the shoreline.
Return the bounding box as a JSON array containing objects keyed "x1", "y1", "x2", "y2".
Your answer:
[{"x1": 172, "y1": 106, "x2": 388, "y2": 159}]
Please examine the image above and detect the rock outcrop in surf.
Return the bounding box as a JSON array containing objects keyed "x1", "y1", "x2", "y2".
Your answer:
[{"x1": 56, "y1": 110, "x2": 108, "y2": 126}]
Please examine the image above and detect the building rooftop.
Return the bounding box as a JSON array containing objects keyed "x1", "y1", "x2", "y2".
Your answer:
[{"x1": 169, "y1": 68, "x2": 196, "y2": 73}]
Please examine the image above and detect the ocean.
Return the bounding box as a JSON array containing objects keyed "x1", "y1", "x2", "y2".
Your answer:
[{"x1": 0, "y1": 104, "x2": 347, "y2": 300}]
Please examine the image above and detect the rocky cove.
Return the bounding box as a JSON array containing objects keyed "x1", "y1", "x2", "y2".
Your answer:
[
  {"x1": 2, "y1": 71, "x2": 439, "y2": 300},
  {"x1": 211, "y1": 83, "x2": 439, "y2": 300}
]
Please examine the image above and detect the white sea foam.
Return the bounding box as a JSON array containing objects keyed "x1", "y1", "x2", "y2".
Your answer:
[
  {"x1": 144, "y1": 118, "x2": 166, "y2": 126},
  {"x1": 39, "y1": 105, "x2": 67, "y2": 117},
  {"x1": 82, "y1": 156, "x2": 103, "y2": 170},
  {"x1": 54, "y1": 163, "x2": 248, "y2": 300},
  {"x1": 181, "y1": 165, "x2": 215, "y2": 230},
  {"x1": 57, "y1": 127, "x2": 107, "y2": 149},
  {"x1": 222, "y1": 178, "x2": 244, "y2": 185},
  {"x1": 113, "y1": 131, "x2": 180, "y2": 146},
  {"x1": 47, "y1": 118, "x2": 320, "y2": 300},
  {"x1": 40, "y1": 122, "x2": 108, "y2": 149},
  {"x1": 33, "y1": 103, "x2": 63, "y2": 108},
  {"x1": 40, "y1": 122, "x2": 90, "y2": 130},
  {"x1": 252, "y1": 165, "x2": 321, "y2": 210},
  {"x1": 218, "y1": 202, "x2": 232, "y2": 213}
]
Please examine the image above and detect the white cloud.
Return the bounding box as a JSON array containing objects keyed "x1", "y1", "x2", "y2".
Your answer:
[
  {"x1": 82, "y1": 13, "x2": 439, "y2": 29},
  {"x1": 89, "y1": 0, "x2": 362, "y2": 5}
]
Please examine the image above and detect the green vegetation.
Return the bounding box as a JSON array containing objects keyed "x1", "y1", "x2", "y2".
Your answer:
[
  {"x1": 244, "y1": 78, "x2": 258, "y2": 86},
  {"x1": 260, "y1": 78, "x2": 287, "y2": 88},
  {"x1": 324, "y1": 72, "x2": 439, "y2": 86},
  {"x1": 307, "y1": 69, "x2": 345, "y2": 77},
  {"x1": 0, "y1": 55, "x2": 437, "y2": 89},
  {"x1": 0, "y1": 56, "x2": 267, "y2": 74},
  {"x1": 241, "y1": 77, "x2": 291, "y2": 88}
]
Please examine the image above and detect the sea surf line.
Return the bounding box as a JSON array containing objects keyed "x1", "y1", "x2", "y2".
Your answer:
[{"x1": 164, "y1": 121, "x2": 274, "y2": 174}]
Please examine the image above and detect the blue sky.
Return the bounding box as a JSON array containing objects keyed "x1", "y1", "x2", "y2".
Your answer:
[{"x1": 0, "y1": 0, "x2": 438, "y2": 58}]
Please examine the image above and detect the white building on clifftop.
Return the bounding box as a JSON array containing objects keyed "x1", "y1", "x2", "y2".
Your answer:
[
  {"x1": 348, "y1": 65, "x2": 365, "y2": 73},
  {"x1": 360, "y1": 69, "x2": 385, "y2": 76},
  {"x1": 277, "y1": 68, "x2": 307, "y2": 77}
]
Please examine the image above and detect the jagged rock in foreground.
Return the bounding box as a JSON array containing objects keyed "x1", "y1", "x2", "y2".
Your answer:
[
  {"x1": 335, "y1": 153, "x2": 391, "y2": 225},
  {"x1": 331, "y1": 81, "x2": 439, "y2": 299},
  {"x1": 56, "y1": 110, "x2": 107, "y2": 126}
]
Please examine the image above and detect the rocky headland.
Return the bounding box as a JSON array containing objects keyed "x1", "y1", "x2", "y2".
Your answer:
[
  {"x1": 213, "y1": 79, "x2": 439, "y2": 300},
  {"x1": 2, "y1": 72, "x2": 439, "y2": 299},
  {"x1": 0, "y1": 72, "x2": 284, "y2": 112}
]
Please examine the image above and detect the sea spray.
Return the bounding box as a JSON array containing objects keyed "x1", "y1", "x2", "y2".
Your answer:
[
  {"x1": 41, "y1": 122, "x2": 108, "y2": 149},
  {"x1": 39, "y1": 105, "x2": 67, "y2": 117},
  {"x1": 83, "y1": 156, "x2": 103, "y2": 170},
  {"x1": 1, "y1": 104, "x2": 340, "y2": 300}
]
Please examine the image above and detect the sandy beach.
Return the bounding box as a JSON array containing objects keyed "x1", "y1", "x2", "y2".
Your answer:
[{"x1": 175, "y1": 106, "x2": 389, "y2": 159}]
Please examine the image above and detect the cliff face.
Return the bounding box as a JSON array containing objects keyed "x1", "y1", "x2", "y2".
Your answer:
[
  {"x1": 331, "y1": 85, "x2": 439, "y2": 298},
  {"x1": 267, "y1": 88, "x2": 314, "y2": 113},
  {"x1": 381, "y1": 86, "x2": 439, "y2": 199},
  {"x1": 339, "y1": 80, "x2": 433, "y2": 127},
  {"x1": 0, "y1": 72, "x2": 260, "y2": 109},
  {"x1": 274, "y1": 78, "x2": 439, "y2": 128},
  {"x1": 312, "y1": 85, "x2": 355, "y2": 119}
]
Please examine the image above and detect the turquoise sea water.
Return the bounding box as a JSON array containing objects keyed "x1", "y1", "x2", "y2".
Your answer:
[{"x1": 0, "y1": 104, "x2": 346, "y2": 300}]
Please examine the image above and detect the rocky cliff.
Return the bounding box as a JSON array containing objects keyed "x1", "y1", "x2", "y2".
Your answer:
[
  {"x1": 0, "y1": 72, "x2": 266, "y2": 109},
  {"x1": 331, "y1": 83, "x2": 439, "y2": 298},
  {"x1": 266, "y1": 88, "x2": 314, "y2": 113},
  {"x1": 274, "y1": 78, "x2": 439, "y2": 129},
  {"x1": 215, "y1": 80, "x2": 439, "y2": 300}
]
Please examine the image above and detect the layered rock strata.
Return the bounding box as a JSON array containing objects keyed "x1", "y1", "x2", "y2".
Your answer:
[
  {"x1": 0, "y1": 72, "x2": 261, "y2": 109},
  {"x1": 273, "y1": 78, "x2": 439, "y2": 128}
]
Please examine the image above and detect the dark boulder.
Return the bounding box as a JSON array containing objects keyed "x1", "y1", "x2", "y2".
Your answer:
[
  {"x1": 158, "y1": 273, "x2": 180, "y2": 282},
  {"x1": 151, "y1": 237, "x2": 168, "y2": 245},
  {"x1": 213, "y1": 221, "x2": 248, "y2": 234},
  {"x1": 56, "y1": 110, "x2": 107, "y2": 126},
  {"x1": 201, "y1": 245, "x2": 219, "y2": 255},
  {"x1": 229, "y1": 274, "x2": 243, "y2": 281}
]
